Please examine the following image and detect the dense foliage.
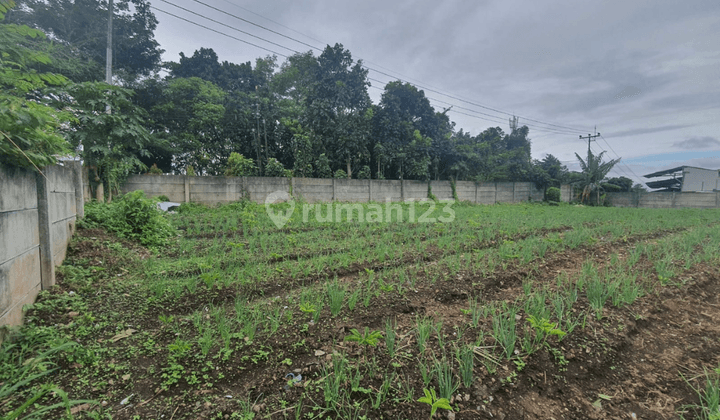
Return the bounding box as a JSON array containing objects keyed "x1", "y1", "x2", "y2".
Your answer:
[
  {"x1": 81, "y1": 190, "x2": 176, "y2": 248},
  {"x1": 1, "y1": 0, "x2": 583, "y2": 188},
  {"x1": 0, "y1": 0, "x2": 70, "y2": 169}
]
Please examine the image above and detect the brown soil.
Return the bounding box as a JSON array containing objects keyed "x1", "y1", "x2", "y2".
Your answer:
[{"x1": 31, "y1": 226, "x2": 720, "y2": 419}]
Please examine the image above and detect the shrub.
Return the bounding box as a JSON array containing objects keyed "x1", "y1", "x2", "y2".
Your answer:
[
  {"x1": 147, "y1": 164, "x2": 163, "y2": 175},
  {"x1": 80, "y1": 190, "x2": 175, "y2": 248},
  {"x1": 333, "y1": 169, "x2": 347, "y2": 179},
  {"x1": 546, "y1": 187, "x2": 561, "y2": 202},
  {"x1": 314, "y1": 153, "x2": 332, "y2": 178},
  {"x1": 265, "y1": 158, "x2": 291, "y2": 178},
  {"x1": 224, "y1": 153, "x2": 256, "y2": 176},
  {"x1": 357, "y1": 165, "x2": 371, "y2": 180}
]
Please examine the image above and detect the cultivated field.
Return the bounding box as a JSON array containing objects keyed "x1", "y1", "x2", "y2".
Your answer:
[{"x1": 4, "y1": 201, "x2": 720, "y2": 419}]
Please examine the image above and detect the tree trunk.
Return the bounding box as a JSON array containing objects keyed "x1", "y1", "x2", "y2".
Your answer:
[{"x1": 347, "y1": 159, "x2": 352, "y2": 179}]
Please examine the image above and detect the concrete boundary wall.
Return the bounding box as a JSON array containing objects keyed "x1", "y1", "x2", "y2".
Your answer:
[
  {"x1": 1, "y1": 162, "x2": 83, "y2": 336},
  {"x1": 122, "y1": 175, "x2": 550, "y2": 206},
  {"x1": 606, "y1": 191, "x2": 720, "y2": 209}
]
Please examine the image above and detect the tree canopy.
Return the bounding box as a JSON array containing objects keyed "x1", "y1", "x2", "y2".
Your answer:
[
  {"x1": 8, "y1": 0, "x2": 163, "y2": 81},
  {"x1": 1, "y1": 3, "x2": 579, "y2": 191}
]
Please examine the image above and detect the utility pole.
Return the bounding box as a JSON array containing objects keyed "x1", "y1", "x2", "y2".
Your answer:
[
  {"x1": 580, "y1": 133, "x2": 600, "y2": 205},
  {"x1": 105, "y1": 0, "x2": 113, "y2": 115},
  {"x1": 105, "y1": 0, "x2": 113, "y2": 84},
  {"x1": 579, "y1": 132, "x2": 600, "y2": 157},
  {"x1": 579, "y1": 131, "x2": 601, "y2": 205},
  {"x1": 254, "y1": 86, "x2": 262, "y2": 176},
  {"x1": 263, "y1": 117, "x2": 269, "y2": 166}
]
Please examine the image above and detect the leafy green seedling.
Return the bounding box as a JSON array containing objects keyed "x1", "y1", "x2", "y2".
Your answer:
[
  {"x1": 527, "y1": 315, "x2": 566, "y2": 341},
  {"x1": 417, "y1": 388, "x2": 452, "y2": 419},
  {"x1": 299, "y1": 302, "x2": 316, "y2": 314},
  {"x1": 344, "y1": 327, "x2": 382, "y2": 347}
]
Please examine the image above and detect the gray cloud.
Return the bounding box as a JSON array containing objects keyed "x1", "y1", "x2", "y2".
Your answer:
[
  {"x1": 672, "y1": 136, "x2": 720, "y2": 150},
  {"x1": 609, "y1": 124, "x2": 692, "y2": 138},
  {"x1": 153, "y1": 0, "x2": 720, "y2": 172}
]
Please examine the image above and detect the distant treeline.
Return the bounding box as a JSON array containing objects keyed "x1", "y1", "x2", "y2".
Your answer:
[{"x1": 5, "y1": 0, "x2": 600, "y2": 196}]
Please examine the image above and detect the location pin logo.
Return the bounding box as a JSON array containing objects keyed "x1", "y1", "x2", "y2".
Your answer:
[{"x1": 265, "y1": 190, "x2": 295, "y2": 228}]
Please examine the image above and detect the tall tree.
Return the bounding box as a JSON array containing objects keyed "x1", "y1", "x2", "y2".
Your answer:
[
  {"x1": 53, "y1": 82, "x2": 153, "y2": 199},
  {"x1": 531, "y1": 153, "x2": 568, "y2": 193},
  {"x1": 8, "y1": 0, "x2": 163, "y2": 81},
  {"x1": 150, "y1": 77, "x2": 226, "y2": 174},
  {"x1": 374, "y1": 81, "x2": 438, "y2": 180},
  {"x1": 306, "y1": 43, "x2": 370, "y2": 178},
  {"x1": 168, "y1": 47, "x2": 260, "y2": 93}
]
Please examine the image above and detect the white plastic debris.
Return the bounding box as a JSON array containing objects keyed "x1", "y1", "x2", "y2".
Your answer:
[{"x1": 157, "y1": 202, "x2": 181, "y2": 212}]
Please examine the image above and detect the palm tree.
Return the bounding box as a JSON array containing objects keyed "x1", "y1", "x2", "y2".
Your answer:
[{"x1": 573, "y1": 150, "x2": 620, "y2": 205}]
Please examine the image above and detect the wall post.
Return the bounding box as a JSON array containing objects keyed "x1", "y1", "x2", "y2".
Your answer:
[
  {"x1": 35, "y1": 171, "x2": 54, "y2": 290},
  {"x1": 475, "y1": 182, "x2": 478, "y2": 204},
  {"x1": 70, "y1": 161, "x2": 84, "y2": 218},
  {"x1": 332, "y1": 178, "x2": 336, "y2": 201},
  {"x1": 184, "y1": 175, "x2": 190, "y2": 203},
  {"x1": 368, "y1": 179, "x2": 373, "y2": 202},
  {"x1": 494, "y1": 182, "x2": 498, "y2": 204},
  {"x1": 401, "y1": 179, "x2": 405, "y2": 201}
]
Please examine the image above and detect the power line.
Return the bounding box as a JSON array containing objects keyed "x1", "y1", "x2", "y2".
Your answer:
[
  {"x1": 179, "y1": 0, "x2": 592, "y2": 135},
  {"x1": 217, "y1": 0, "x2": 328, "y2": 47},
  {"x1": 599, "y1": 134, "x2": 644, "y2": 183},
  {"x1": 368, "y1": 76, "x2": 583, "y2": 136},
  {"x1": 159, "y1": 0, "x2": 299, "y2": 55},
  {"x1": 216, "y1": 0, "x2": 468, "y2": 96},
  {"x1": 155, "y1": 2, "x2": 593, "y2": 142},
  {"x1": 427, "y1": 96, "x2": 581, "y2": 135},
  {"x1": 586, "y1": 142, "x2": 636, "y2": 184},
  {"x1": 187, "y1": 0, "x2": 321, "y2": 52},
  {"x1": 151, "y1": 6, "x2": 288, "y2": 58},
  {"x1": 367, "y1": 67, "x2": 589, "y2": 134}
]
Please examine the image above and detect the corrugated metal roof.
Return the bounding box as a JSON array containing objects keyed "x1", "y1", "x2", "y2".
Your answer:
[
  {"x1": 645, "y1": 178, "x2": 682, "y2": 189},
  {"x1": 643, "y1": 166, "x2": 685, "y2": 178}
]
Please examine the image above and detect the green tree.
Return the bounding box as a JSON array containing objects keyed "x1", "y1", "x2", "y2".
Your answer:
[
  {"x1": 574, "y1": 149, "x2": 620, "y2": 205},
  {"x1": 602, "y1": 176, "x2": 633, "y2": 192},
  {"x1": 53, "y1": 82, "x2": 153, "y2": 200},
  {"x1": 168, "y1": 47, "x2": 259, "y2": 93},
  {"x1": 265, "y1": 157, "x2": 289, "y2": 177},
  {"x1": 224, "y1": 152, "x2": 257, "y2": 176},
  {"x1": 632, "y1": 183, "x2": 647, "y2": 193},
  {"x1": 150, "y1": 77, "x2": 226, "y2": 174},
  {"x1": 9, "y1": 0, "x2": 163, "y2": 81},
  {"x1": 374, "y1": 81, "x2": 439, "y2": 180},
  {"x1": 0, "y1": 0, "x2": 70, "y2": 170},
  {"x1": 306, "y1": 44, "x2": 371, "y2": 177},
  {"x1": 531, "y1": 154, "x2": 568, "y2": 195}
]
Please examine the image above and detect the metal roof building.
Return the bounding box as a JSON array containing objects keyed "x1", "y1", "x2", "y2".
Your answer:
[{"x1": 644, "y1": 166, "x2": 720, "y2": 192}]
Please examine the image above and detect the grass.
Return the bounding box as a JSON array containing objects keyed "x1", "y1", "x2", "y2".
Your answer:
[
  {"x1": 491, "y1": 304, "x2": 518, "y2": 360},
  {"x1": 3, "y1": 201, "x2": 720, "y2": 419},
  {"x1": 681, "y1": 366, "x2": 720, "y2": 420},
  {"x1": 416, "y1": 317, "x2": 434, "y2": 354}
]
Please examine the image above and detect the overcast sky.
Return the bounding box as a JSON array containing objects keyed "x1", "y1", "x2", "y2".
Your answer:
[{"x1": 149, "y1": 0, "x2": 720, "y2": 186}]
